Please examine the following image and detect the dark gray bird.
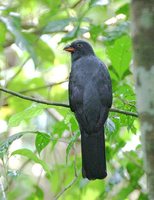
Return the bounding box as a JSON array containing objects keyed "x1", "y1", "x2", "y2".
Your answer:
[{"x1": 64, "y1": 40, "x2": 112, "y2": 180}]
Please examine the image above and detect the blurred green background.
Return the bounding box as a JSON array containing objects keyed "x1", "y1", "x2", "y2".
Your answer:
[{"x1": 0, "y1": 0, "x2": 147, "y2": 199}]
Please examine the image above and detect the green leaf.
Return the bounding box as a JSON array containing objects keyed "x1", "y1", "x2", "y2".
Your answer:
[
  {"x1": 138, "y1": 193, "x2": 148, "y2": 200},
  {"x1": 0, "y1": 132, "x2": 25, "y2": 157},
  {"x1": 0, "y1": 131, "x2": 39, "y2": 158},
  {"x1": 89, "y1": 24, "x2": 102, "y2": 42},
  {"x1": 51, "y1": 120, "x2": 68, "y2": 148},
  {"x1": 35, "y1": 39, "x2": 55, "y2": 68},
  {"x1": 52, "y1": 120, "x2": 68, "y2": 136},
  {"x1": 0, "y1": 132, "x2": 27, "y2": 157},
  {"x1": 0, "y1": 21, "x2": 6, "y2": 50},
  {"x1": 61, "y1": 26, "x2": 79, "y2": 43},
  {"x1": 35, "y1": 185, "x2": 44, "y2": 199},
  {"x1": 23, "y1": 33, "x2": 55, "y2": 67},
  {"x1": 43, "y1": 18, "x2": 73, "y2": 33},
  {"x1": 11, "y1": 149, "x2": 51, "y2": 175},
  {"x1": 66, "y1": 131, "x2": 80, "y2": 163},
  {"x1": 34, "y1": 185, "x2": 44, "y2": 199},
  {"x1": 1, "y1": 16, "x2": 38, "y2": 65},
  {"x1": 9, "y1": 104, "x2": 49, "y2": 127},
  {"x1": 65, "y1": 113, "x2": 79, "y2": 132},
  {"x1": 39, "y1": 2, "x2": 61, "y2": 27},
  {"x1": 112, "y1": 184, "x2": 134, "y2": 200},
  {"x1": 35, "y1": 132, "x2": 50, "y2": 155},
  {"x1": 107, "y1": 35, "x2": 132, "y2": 79},
  {"x1": 104, "y1": 22, "x2": 130, "y2": 43},
  {"x1": 116, "y1": 3, "x2": 130, "y2": 17}
]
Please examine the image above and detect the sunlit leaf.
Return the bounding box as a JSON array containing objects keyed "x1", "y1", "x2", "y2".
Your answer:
[
  {"x1": 104, "y1": 21, "x2": 130, "y2": 42},
  {"x1": 11, "y1": 149, "x2": 51, "y2": 175},
  {"x1": 0, "y1": 131, "x2": 39, "y2": 158},
  {"x1": 61, "y1": 26, "x2": 79, "y2": 43},
  {"x1": 9, "y1": 104, "x2": 49, "y2": 127},
  {"x1": 35, "y1": 132, "x2": 50, "y2": 155},
  {"x1": 1, "y1": 16, "x2": 38, "y2": 65},
  {"x1": 0, "y1": 21, "x2": 6, "y2": 50},
  {"x1": 0, "y1": 132, "x2": 25, "y2": 155},
  {"x1": 43, "y1": 18, "x2": 74, "y2": 33},
  {"x1": 116, "y1": 3, "x2": 130, "y2": 17},
  {"x1": 89, "y1": 24, "x2": 102, "y2": 41},
  {"x1": 66, "y1": 131, "x2": 80, "y2": 163},
  {"x1": 35, "y1": 39, "x2": 55, "y2": 67},
  {"x1": 107, "y1": 35, "x2": 132, "y2": 79},
  {"x1": 112, "y1": 184, "x2": 134, "y2": 200},
  {"x1": 23, "y1": 33, "x2": 55, "y2": 67}
]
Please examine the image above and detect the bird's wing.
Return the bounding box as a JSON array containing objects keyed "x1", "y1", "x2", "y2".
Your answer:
[
  {"x1": 80, "y1": 58, "x2": 112, "y2": 131},
  {"x1": 69, "y1": 73, "x2": 75, "y2": 112},
  {"x1": 93, "y1": 60, "x2": 112, "y2": 109},
  {"x1": 69, "y1": 72, "x2": 83, "y2": 112}
]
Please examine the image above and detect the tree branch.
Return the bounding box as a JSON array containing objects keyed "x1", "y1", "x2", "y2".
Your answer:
[
  {"x1": 0, "y1": 87, "x2": 138, "y2": 117},
  {"x1": 0, "y1": 87, "x2": 69, "y2": 108},
  {"x1": 110, "y1": 108, "x2": 138, "y2": 117}
]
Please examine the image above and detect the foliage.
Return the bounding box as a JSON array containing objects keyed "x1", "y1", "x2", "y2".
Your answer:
[{"x1": 0, "y1": 0, "x2": 147, "y2": 199}]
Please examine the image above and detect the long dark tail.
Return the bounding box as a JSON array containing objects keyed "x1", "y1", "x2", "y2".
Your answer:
[{"x1": 81, "y1": 127, "x2": 107, "y2": 180}]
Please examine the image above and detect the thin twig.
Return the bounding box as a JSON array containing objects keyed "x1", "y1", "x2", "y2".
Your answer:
[
  {"x1": 0, "y1": 87, "x2": 138, "y2": 117},
  {"x1": 54, "y1": 176, "x2": 78, "y2": 200},
  {"x1": 0, "y1": 178, "x2": 7, "y2": 200},
  {"x1": 69, "y1": 124, "x2": 78, "y2": 177},
  {"x1": 50, "y1": 138, "x2": 69, "y2": 144},
  {"x1": 19, "y1": 80, "x2": 68, "y2": 94},
  {"x1": 73, "y1": 141, "x2": 78, "y2": 177},
  {"x1": 2, "y1": 80, "x2": 68, "y2": 104},
  {"x1": 6, "y1": 57, "x2": 30, "y2": 87},
  {"x1": 71, "y1": 0, "x2": 84, "y2": 8}
]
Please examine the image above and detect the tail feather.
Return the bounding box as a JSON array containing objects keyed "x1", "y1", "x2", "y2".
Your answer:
[{"x1": 81, "y1": 127, "x2": 107, "y2": 180}]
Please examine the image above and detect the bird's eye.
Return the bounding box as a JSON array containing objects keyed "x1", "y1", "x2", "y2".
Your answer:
[{"x1": 77, "y1": 44, "x2": 83, "y2": 48}]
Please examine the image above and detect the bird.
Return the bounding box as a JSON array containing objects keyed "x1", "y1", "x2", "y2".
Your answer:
[{"x1": 64, "y1": 40, "x2": 112, "y2": 180}]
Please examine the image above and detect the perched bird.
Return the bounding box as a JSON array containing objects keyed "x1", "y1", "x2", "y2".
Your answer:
[{"x1": 64, "y1": 40, "x2": 112, "y2": 180}]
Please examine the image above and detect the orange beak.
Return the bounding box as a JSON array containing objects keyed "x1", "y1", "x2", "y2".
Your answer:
[{"x1": 63, "y1": 45, "x2": 75, "y2": 53}]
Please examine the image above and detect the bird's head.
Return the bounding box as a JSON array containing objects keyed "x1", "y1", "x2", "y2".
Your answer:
[{"x1": 64, "y1": 40, "x2": 95, "y2": 61}]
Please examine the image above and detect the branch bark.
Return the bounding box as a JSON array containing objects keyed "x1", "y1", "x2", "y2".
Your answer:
[
  {"x1": 0, "y1": 87, "x2": 138, "y2": 117},
  {"x1": 0, "y1": 87, "x2": 69, "y2": 108},
  {"x1": 131, "y1": 1, "x2": 154, "y2": 199}
]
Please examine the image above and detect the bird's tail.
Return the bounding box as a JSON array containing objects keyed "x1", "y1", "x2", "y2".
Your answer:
[{"x1": 81, "y1": 127, "x2": 107, "y2": 180}]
